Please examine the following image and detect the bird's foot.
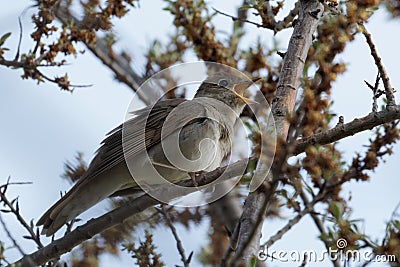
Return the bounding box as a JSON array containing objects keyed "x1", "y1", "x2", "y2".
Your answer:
[{"x1": 188, "y1": 171, "x2": 206, "y2": 187}]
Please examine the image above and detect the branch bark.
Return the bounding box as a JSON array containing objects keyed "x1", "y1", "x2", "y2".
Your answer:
[
  {"x1": 294, "y1": 106, "x2": 400, "y2": 155},
  {"x1": 360, "y1": 24, "x2": 396, "y2": 108},
  {"x1": 231, "y1": 0, "x2": 324, "y2": 265}
]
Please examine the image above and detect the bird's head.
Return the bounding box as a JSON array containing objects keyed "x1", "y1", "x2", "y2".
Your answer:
[{"x1": 194, "y1": 73, "x2": 260, "y2": 113}]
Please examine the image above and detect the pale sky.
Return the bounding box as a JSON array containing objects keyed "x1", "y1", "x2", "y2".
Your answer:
[{"x1": 0, "y1": 1, "x2": 399, "y2": 266}]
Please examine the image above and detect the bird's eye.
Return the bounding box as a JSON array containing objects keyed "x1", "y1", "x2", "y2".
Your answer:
[{"x1": 218, "y1": 79, "x2": 229, "y2": 88}]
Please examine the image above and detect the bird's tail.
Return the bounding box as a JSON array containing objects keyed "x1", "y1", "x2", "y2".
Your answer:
[{"x1": 36, "y1": 173, "x2": 126, "y2": 236}]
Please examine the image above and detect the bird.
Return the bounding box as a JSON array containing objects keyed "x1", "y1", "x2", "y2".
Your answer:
[{"x1": 37, "y1": 72, "x2": 259, "y2": 236}]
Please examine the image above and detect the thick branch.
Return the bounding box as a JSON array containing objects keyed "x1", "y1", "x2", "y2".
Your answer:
[
  {"x1": 232, "y1": 0, "x2": 324, "y2": 265},
  {"x1": 229, "y1": 182, "x2": 276, "y2": 265},
  {"x1": 294, "y1": 106, "x2": 400, "y2": 155}
]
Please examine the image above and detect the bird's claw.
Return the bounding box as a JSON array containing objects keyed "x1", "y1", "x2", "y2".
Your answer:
[{"x1": 188, "y1": 171, "x2": 206, "y2": 187}]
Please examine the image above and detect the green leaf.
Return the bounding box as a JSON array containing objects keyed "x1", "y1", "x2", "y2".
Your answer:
[
  {"x1": 239, "y1": 5, "x2": 252, "y2": 10},
  {"x1": 330, "y1": 201, "x2": 344, "y2": 220},
  {"x1": 278, "y1": 189, "x2": 288, "y2": 199},
  {"x1": 162, "y1": 6, "x2": 175, "y2": 14},
  {"x1": 246, "y1": 0, "x2": 258, "y2": 6},
  {"x1": 0, "y1": 32, "x2": 11, "y2": 46},
  {"x1": 350, "y1": 222, "x2": 359, "y2": 233},
  {"x1": 391, "y1": 219, "x2": 400, "y2": 229},
  {"x1": 249, "y1": 255, "x2": 257, "y2": 267}
]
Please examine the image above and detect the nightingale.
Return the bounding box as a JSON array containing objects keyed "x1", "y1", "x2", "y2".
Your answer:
[{"x1": 37, "y1": 73, "x2": 259, "y2": 236}]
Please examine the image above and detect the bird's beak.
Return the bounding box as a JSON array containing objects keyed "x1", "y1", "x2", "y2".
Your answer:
[{"x1": 233, "y1": 77, "x2": 261, "y2": 104}]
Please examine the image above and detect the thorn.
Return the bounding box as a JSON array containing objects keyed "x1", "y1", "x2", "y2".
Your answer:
[
  {"x1": 224, "y1": 225, "x2": 232, "y2": 237},
  {"x1": 309, "y1": 9, "x2": 321, "y2": 19},
  {"x1": 364, "y1": 80, "x2": 374, "y2": 90},
  {"x1": 336, "y1": 116, "x2": 344, "y2": 126},
  {"x1": 187, "y1": 251, "x2": 194, "y2": 263},
  {"x1": 276, "y1": 51, "x2": 286, "y2": 58}
]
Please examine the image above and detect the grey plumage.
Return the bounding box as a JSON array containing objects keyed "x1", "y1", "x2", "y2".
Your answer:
[{"x1": 37, "y1": 73, "x2": 256, "y2": 236}]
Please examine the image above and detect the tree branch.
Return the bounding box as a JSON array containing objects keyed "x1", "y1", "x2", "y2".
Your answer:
[
  {"x1": 274, "y1": 1, "x2": 300, "y2": 33},
  {"x1": 213, "y1": 1, "x2": 299, "y2": 33},
  {"x1": 300, "y1": 190, "x2": 341, "y2": 267},
  {"x1": 11, "y1": 101, "x2": 400, "y2": 266},
  {"x1": 294, "y1": 105, "x2": 400, "y2": 155},
  {"x1": 8, "y1": 105, "x2": 399, "y2": 266},
  {"x1": 159, "y1": 205, "x2": 191, "y2": 267},
  {"x1": 0, "y1": 179, "x2": 43, "y2": 250},
  {"x1": 0, "y1": 214, "x2": 25, "y2": 256},
  {"x1": 360, "y1": 23, "x2": 396, "y2": 108},
  {"x1": 52, "y1": 1, "x2": 162, "y2": 105},
  {"x1": 213, "y1": 8, "x2": 265, "y2": 29},
  {"x1": 262, "y1": 189, "x2": 325, "y2": 248},
  {"x1": 231, "y1": 0, "x2": 324, "y2": 265},
  {"x1": 14, "y1": 159, "x2": 251, "y2": 266}
]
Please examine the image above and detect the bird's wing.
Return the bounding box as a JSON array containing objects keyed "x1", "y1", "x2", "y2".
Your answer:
[
  {"x1": 36, "y1": 98, "x2": 209, "y2": 233},
  {"x1": 85, "y1": 98, "x2": 208, "y2": 179}
]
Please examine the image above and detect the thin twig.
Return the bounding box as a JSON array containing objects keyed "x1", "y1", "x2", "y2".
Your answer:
[
  {"x1": 360, "y1": 24, "x2": 396, "y2": 107},
  {"x1": 274, "y1": 1, "x2": 300, "y2": 32},
  {"x1": 0, "y1": 213, "x2": 26, "y2": 255},
  {"x1": 214, "y1": 2, "x2": 297, "y2": 33},
  {"x1": 0, "y1": 57, "x2": 91, "y2": 89},
  {"x1": 236, "y1": 0, "x2": 249, "y2": 28},
  {"x1": 299, "y1": 191, "x2": 324, "y2": 234},
  {"x1": 14, "y1": 17, "x2": 23, "y2": 61},
  {"x1": 263, "y1": 1, "x2": 277, "y2": 28},
  {"x1": 261, "y1": 182, "x2": 328, "y2": 250},
  {"x1": 36, "y1": 68, "x2": 92, "y2": 89},
  {"x1": 382, "y1": 200, "x2": 400, "y2": 247},
  {"x1": 300, "y1": 190, "x2": 340, "y2": 267},
  {"x1": 364, "y1": 72, "x2": 381, "y2": 113},
  {"x1": 0, "y1": 58, "x2": 66, "y2": 68},
  {"x1": 159, "y1": 205, "x2": 191, "y2": 267},
  {"x1": 0, "y1": 178, "x2": 43, "y2": 250},
  {"x1": 51, "y1": 2, "x2": 160, "y2": 104},
  {"x1": 0, "y1": 181, "x2": 32, "y2": 188},
  {"x1": 220, "y1": 221, "x2": 240, "y2": 267},
  {"x1": 263, "y1": 200, "x2": 313, "y2": 248},
  {"x1": 212, "y1": 8, "x2": 265, "y2": 28},
  {"x1": 389, "y1": 201, "x2": 400, "y2": 221}
]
